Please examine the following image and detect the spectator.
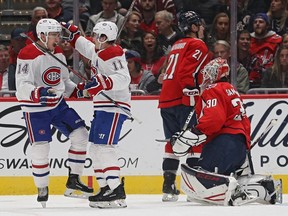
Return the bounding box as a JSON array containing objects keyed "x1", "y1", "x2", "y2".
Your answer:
[
  {"x1": 261, "y1": 45, "x2": 288, "y2": 88},
  {"x1": 61, "y1": 0, "x2": 91, "y2": 31},
  {"x1": 125, "y1": 49, "x2": 155, "y2": 94},
  {"x1": 206, "y1": 12, "x2": 230, "y2": 51},
  {"x1": 90, "y1": 0, "x2": 103, "y2": 15},
  {"x1": 155, "y1": 10, "x2": 184, "y2": 55},
  {"x1": 237, "y1": 29, "x2": 253, "y2": 75},
  {"x1": 85, "y1": 0, "x2": 124, "y2": 36},
  {"x1": 8, "y1": 28, "x2": 26, "y2": 91},
  {"x1": 26, "y1": 7, "x2": 48, "y2": 45},
  {"x1": 45, "y1": 0, "x2": 73, "y2": 23},
  {"x1": 119, "y1": 11, "x2": 143, "y2": 53},
  {"x1": 59, "y1": 39, "x2": 74, "y2": 67},
  {"x1": 134, "y1": 0, "x2": 177, "y2": 21},
  {"x1": 0, "y1": 45, "x2": 9, "y2": 92},
  {"x1": 249, "y1": 13, "x2": 282, "y2": 88},
  {"x1": 136, "y1": 0, "x2": 158, "y2": 34},
  {"x1": 174, "y1": 0, "x2": 227, "y2": 30},
  {"x1": 213, "y1": 40, "x2": 249, "y2": 94},
  {"x1": 282, "y1": 33, "x2": 288, "y2": 46},
  {"x1": 140, "y1": 31, "x2": 165, "y2": 76},
  {"x1": 267, "y1": 0, "x2": 288, "y2": 36},
  {"x1": 246, "y1": 0, "x2": 271, "y2": 14}
]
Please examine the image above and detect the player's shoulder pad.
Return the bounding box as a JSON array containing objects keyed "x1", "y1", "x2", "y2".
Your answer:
[
  {"x1": 98, "y1": 45, "x2": 124, "y2": 61},
  {"x1": 18, "y1": 44, "x2": 43, "y2": 60}
]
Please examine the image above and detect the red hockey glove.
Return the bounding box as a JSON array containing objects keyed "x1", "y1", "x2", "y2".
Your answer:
[
  {"x1": 84, "y1": 74, "x2": 113, "y2": 97},
  {"x1": 31, "y1": 87, "x2": 60, "y2": 107},
  {"x1": 70, "y1": 82, "x2": 88, "y2": 98},
  {"x1": 61, "y1": 22, "x2": 80, "y2": 46}
]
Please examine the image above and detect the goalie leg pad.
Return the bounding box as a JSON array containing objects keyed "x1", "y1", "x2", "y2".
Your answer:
[{"x1": 180, "y1": 164, "x2": 237, "y2": 205}]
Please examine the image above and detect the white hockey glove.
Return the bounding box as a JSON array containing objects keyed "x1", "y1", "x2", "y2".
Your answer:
[
  {"x1": 171, "y1": 127, "x2": 207, "y2": 157},
  {"x1": 183, "y1": 88, "x2": 200, "y2": 96},
  {"x1": 183, "y1": 88, "x2": 200, "y2": 106}
]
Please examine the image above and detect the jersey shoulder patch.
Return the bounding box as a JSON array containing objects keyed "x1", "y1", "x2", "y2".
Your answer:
[
  {"x1": 18, "y1": 44, "x2": 44, "y2": 60},
  {"x1": 98, "y1": 45, "x2": 124, "y2": 61}
]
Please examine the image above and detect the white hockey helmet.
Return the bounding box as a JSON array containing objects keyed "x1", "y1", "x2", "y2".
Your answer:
[
  {"x1": 36, "y1": 18, "x2": 62, "y2": 38},
  {"x1": 92, "y1": 21, "x2": 118, "y2": 42}
]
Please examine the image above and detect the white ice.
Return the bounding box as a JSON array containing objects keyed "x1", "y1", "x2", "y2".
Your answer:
[{"x1": 0, "y1": 195, "x2": 287, "y2": 216}]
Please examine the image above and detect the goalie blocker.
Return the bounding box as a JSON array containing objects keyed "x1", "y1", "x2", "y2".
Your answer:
[{"x1": 181, "y1": 164, "x2": 282, "y2": 206}]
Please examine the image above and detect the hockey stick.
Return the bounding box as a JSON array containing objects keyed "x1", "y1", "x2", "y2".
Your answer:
[
  {"x1": 155, "y1": 110, "x2": 195, "y2": 142},
  {"x1": 247, "y1": 119, "x2": 278, "y2": 175},
  {"x1": 20, "y1": 33, "x2": 86, "y2": 82},
  {"x1": 21, "y1": 33, "x2": 142, "y2": 124},
  {"x1": 119, "y1": 128, "x2": 132, "y2": 142},
  {"x1": 116, "y1": 0, "x2": 137, "y2": 41}
]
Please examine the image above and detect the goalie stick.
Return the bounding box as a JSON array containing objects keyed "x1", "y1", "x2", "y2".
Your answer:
[
  {"x1": 21, "y1": 33, "x2": 142, "y2": 124},
  {"x1": 155, "y1": 110, "x2": 195, "y2": 142},
  {"x1": 247, "y1": 119, "x2": 278, "y2": 175}
]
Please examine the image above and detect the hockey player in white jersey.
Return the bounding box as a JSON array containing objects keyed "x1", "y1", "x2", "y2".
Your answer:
[
  {"x1": 15, "y1": 18, "x2": 93, "y2": 208},
  {"x1": 61, "y1": 21, "x2": 130, "y2": 209}
]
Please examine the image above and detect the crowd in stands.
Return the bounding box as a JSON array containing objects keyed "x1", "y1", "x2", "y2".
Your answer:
[{"x1": 1, "y1": 0, "x2": 288, "y2": 96}]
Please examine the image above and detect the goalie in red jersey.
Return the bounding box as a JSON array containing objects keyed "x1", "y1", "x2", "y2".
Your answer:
[{"x1": 171, "y1": 58, "x2": 282, "y2": 206}]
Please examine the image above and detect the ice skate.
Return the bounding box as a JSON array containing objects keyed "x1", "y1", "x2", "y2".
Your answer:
[
  {"x1": 89, "y1": 177, "x2": 127, "y2": 208},
  {"x1": 37, "y1": 186, "x2": 48, "y2": 208},
  {"x1": 162, "y1": 172, "x2": 180, "y2": 202},
  {"x1": 229, "y1": 187, "x2": 258, "y2": 206},
  {"x1": 64, "y1": 173, "x2": 93, "y2": 199},
  {"x1": 260, "y1": 178, "x2": 283, "y2": 204}
]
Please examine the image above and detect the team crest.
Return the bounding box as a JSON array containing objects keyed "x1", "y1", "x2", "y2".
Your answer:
[
  {"x1": 42, "y1": 67, "x2": 61, "y2": 86},
  {"x1": 39, "y1": 129, "x2": 46, "y2": 135}
]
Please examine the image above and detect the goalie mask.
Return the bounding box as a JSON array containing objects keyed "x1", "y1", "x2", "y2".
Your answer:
[{"x1": 200, "y1": 57, "x2": 230, "y2": 91}]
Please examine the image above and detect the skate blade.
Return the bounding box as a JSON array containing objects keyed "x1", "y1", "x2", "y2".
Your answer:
[
  {"x1": 162, "y1": 193, "x2": 179, "y2": 202},
  {"x1": 89, "y1": 199, "x2": 127, "y2": 209},
  {"x1": 64, "y1": 188, "x2": 93, "y2": 199},
  {"x1": 232, "y1": 195, "x2": 259, "y2": 206},
  {"x1": 273, "y1": 179, "x2": 283, "y2": 204},
  {"x1": 39, "y1": 201, "x2": 47, "y2": 208}
]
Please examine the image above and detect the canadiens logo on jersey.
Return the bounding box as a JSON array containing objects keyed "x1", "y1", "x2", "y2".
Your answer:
[{"x1": 42, "y1": 67, "x2": 61, "y2": 86}]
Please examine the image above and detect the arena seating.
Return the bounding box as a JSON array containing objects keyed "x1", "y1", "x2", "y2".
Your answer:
[{"x1": 0, "y1": 0, "x2": 45, "y2": 44}]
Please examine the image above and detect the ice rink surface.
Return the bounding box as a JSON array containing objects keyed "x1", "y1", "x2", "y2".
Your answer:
[{"x1": 0, "y1": 194, "x2": 287, "y2": 216}]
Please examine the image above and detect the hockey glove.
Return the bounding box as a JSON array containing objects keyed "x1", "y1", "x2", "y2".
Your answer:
[
  {"x1": 183, "y1": 87, "x2": 200, "y2": 96},
  {"x1": 70, "y1": 82, "x2": 87, "y2": 98},
  {"x1": 171, "y1": 127, "x2": 207, "y2": 157},
  {"x1": 60, "y1": 22, "x2": 80, "y2": 46},
  {"x1": 84, "y1": 74, "x2": 113, "y2": 97},
  {"x1": 31, "y1": 87, "x2": 60, "y2": 107}
]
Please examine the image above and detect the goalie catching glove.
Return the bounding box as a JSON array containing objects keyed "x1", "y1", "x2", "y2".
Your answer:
[
  {"x1": 83, "y1": 74, "x2": 113, "y2": 97},
  {"x1": 31, "y1": 87, "x2": 60, "y2": 107},
  {"x1": 171, "y1": 126, "x2": 207, "y2": 157}
]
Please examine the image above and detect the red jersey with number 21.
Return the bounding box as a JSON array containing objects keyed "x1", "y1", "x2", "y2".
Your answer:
[{"x1": 159, "y1": 37, "x2": 210, "y2": 108}]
